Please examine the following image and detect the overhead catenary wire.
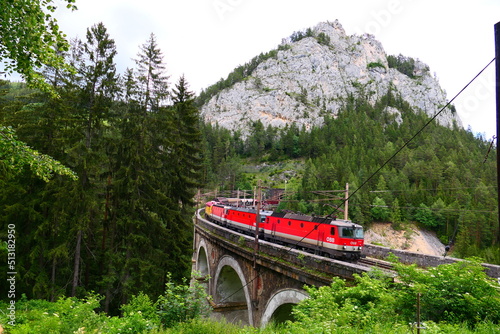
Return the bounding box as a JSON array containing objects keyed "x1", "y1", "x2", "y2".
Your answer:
[
  {"x1": 368, "y1": 204, "x2": 496, "y2": 214},
  {"x1": 218, "y1": 57, "x2": 496, "y2": 304}
]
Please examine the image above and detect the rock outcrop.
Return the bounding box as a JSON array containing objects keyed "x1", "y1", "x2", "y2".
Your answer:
[{"x1": 200, "y1": 20, "x2": 462, "y2": 136}]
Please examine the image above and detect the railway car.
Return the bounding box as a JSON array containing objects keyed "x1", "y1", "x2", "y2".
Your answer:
[
  {"x1": 263, "y1": 213, "x2": 364, "y2": 261},
  {"x1": 205, "y1": 201, "x2": 272, "y2": 234},
  {"x1": 204, "y1": 201, "x2": 364, "y2": 261}
]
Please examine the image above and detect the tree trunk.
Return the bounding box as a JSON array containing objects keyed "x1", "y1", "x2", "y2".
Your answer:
[
  {"x1": 51, "y1": 257, "x2": 57, "y2": 301},
  {"x1": 72, "y1": 229, "x2": 82, "y2": 296}
]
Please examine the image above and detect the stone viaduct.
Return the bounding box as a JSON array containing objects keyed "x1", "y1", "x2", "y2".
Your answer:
[{"x1": 191, "y1": 209, "x2": 370, "y2": 327}]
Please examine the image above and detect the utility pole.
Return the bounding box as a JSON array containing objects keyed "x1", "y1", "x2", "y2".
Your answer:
[
  {"x1": 344, "y1": 183, "x2": 349, "y2": 220},
  {"x1": 254, "y1": 180, "x2": 262, "y2": 258},
  {"x1": 496, "y1": 21, "x2": 500, "y2": 244},
  {"x1": 416, "y1": 293, "x2": 421, "y2": 334},
  {"x1": 252, "y1": 180, "x2": 262, "y2": 308}
]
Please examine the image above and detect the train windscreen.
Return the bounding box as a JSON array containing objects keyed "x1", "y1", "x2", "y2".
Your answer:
[{"x1": 340, "y1": 226, "x2": 364, "y2": 239}]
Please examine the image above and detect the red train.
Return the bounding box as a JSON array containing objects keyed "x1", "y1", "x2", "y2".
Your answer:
[{"x1": 205, "y1": 201, "x2": 364, "y2": 261}]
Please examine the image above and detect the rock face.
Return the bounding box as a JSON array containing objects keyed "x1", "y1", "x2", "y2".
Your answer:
[{"x1": 200, "y1": 20, "x2": 462, "y2": 136}]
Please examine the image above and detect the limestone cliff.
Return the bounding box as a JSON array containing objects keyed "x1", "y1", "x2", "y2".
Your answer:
[{"x1": 200, "y1": 20, "x2": 462, "y2": 136}]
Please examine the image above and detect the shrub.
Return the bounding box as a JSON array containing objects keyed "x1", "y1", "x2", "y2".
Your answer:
[
  {"x1": 393, "y1": 257, "x2": 500, "y2": 325},
  {"x1": 367, "y1": 62, "x2": 386, "y2": 70},
  {"x1": 156, "y1": 273, "x2": 211, "y2": 328},
  {"x1": 387, "y1": 54, "x2": 416, "y2": 78},
  {"x1": 316, "y1": 32, "x2": 331, "y2": 46},
  {"x1": 0, "y1": 294, "x2": 104, "y2": 333}
]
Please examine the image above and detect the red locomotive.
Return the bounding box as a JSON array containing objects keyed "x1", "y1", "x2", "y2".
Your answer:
[{"x1": 205, "y1": 200, "x2": 364, "y2": 261}]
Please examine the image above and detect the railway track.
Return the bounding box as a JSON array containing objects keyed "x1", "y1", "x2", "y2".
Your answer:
[{"x1": 358, "y1": 257, "x2": 395, "y2": 271}]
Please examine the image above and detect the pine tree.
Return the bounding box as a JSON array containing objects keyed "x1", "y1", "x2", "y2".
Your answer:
[
  {"x1": 65, "y1": 23, "x2": 120, "y2": 297},
  {"x1": 170, "y1": 75, "x2": 203, "y2": 208},
  {"x1": 104, "y1": 38, "x2": 195, "y2": 309},
  {"x1": 134, "y1": 33, "x2": 170, "y2": 112}
]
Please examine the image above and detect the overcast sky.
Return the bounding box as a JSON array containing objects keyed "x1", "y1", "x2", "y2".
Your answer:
[{"x1": 43, "y1": 1, "x2": 500, "y2": 138}]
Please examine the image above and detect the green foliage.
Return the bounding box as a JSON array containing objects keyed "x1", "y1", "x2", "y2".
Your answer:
[
  {"x1": 367, "y1": 61, "x2": 386, "y2": 70},
  {"x1": 156, "y1": 273, "x2": 212, "y2": 328},
  {"x1": 286, "y1": 259, "x2": 500, "y2": 332},
  {"x1": 291, "y1": 273, "x2": 399, "y2": 330},
  {"x1": 289, "y1": 28, "x2": 315, "y2": 42},
  {"x1": 0, "y1": 294, "x2": 104, "y2": 333},
  {"x1": 0, "y1": 125, "x2": 77, "y2": 181},
  {"x1": 393, "y1": 257, "x2": 500, "y2": 324},
  {"x1": 414, "y1": 203, "x2": 439, "y2": 228},
  {"x1": 0, "y1": 0, "x2": 77, "y2": 95},
  {"x1": 0, "y1": 24, "x2": 202, "y2": 313},
  {"x1": 316, "y1": 32, "x2": 331, "y2": 46},
  {"x1": 2, "y1": 263, "x2": 499, "y2": 333},
  {"x1": 371, "y1": 197, "x2": 389, "y2": 221},
  {"x1": 120, "y1": 292, "x2": 160, "y2": 331},
  {"x1": 390, "y1": 198, "x2": 403, "y2": 229},
  {"x1": 0, "y1": 275, "x2": 211, "y2": 333},
  {"x1": 387, "y1": 54, "x2": 417, "y2": 78},
  {"x1": 159, "y1": 318, "x2": 253, "y2": 334}
]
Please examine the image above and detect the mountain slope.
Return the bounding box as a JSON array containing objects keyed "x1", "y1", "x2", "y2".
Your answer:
[{"x1": 200, "y1": 20, "x2": 461, "y2": 136}]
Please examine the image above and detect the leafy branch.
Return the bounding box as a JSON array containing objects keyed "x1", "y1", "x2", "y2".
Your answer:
[{"x1": 0, "y1": 125, "x2": 77, "y2": 181}]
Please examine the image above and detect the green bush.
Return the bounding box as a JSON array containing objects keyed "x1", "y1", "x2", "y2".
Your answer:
[
  {"x1": 0, "y1": 273, "x2": 213, "y2": 333},
  {"x1": 286, "y1": 258, "x2": 500, "y2": 332},
  {"x1": 0, "y1": 294, "x2": 104, "y2": 333},
  {"x1": 367, "y1": 62, "x2": 386, "y2": 70},
  {"x1": 393, "y1": 257, "x2": 500, "y2": 324},
  {"x1": 156, "y1": 273, "x2": 211, "y2": 328},
  {"x1": 290, "y1": 270, "x2": 400, "y2": 331},
  {"x1": 387, "y1": 54, "x2": 416, "y2": 78}
]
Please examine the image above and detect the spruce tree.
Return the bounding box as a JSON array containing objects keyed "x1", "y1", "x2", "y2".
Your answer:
[{"x1": 134, "y1": 33, "x2": 170, "y2": 112}]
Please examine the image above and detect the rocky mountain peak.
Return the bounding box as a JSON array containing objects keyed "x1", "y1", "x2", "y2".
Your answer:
[{"x1": 200, "y1": 20, "x2": 462, "y2": 137}]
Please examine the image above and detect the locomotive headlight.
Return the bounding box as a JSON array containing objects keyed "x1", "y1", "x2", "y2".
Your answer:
[
  {"x1": 358, "y1": 246, "x2": 362, "y2": 250},
  {"x1": 342, "y1": 246, "x2": 346, "y2": 250}
]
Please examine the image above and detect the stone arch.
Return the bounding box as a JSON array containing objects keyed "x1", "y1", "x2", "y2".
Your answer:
[
  {"x1": 213, "y1": 255, "x2": 253, "y2": 326},
  {"x1": 195, "y1": 239, "x2": 210, "y2": 277},
  {"x1": 260, "y1": 289, "x2": 309, "y2": 327}
]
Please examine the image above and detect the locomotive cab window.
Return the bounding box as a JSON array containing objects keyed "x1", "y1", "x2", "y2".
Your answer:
[
  {"x1": 342, "y1": 227, "x2": 353, "y2": 237},
  {"x1": 330, "y1": 227, "x2": 335, "y2": 235},
  {"x1": 341, "y1": 227, "x2": 364, "y2": 239}
]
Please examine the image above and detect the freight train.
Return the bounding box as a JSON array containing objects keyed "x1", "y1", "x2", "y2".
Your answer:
[{"x1": 204, "y1": 200, "x2": 364, "y2": 261}]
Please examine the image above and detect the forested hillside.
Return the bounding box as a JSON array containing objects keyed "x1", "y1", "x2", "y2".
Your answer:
[
  {"x1": 0, "y1": 23, "x2": 202, "y2": 314},
  {"x1": 200, "y1": 91, "x2": 499, "y2": 264}
]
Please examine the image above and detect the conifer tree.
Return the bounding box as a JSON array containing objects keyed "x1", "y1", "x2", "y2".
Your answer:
[
  {"x1": 134, "y1": 33, "x2": 170, "y2": 112},
  {"x1": 105, "y1": 36, "x2": 195, "y2": 308},
  {"x1": 170, "y1": 75, "x2": 203, "y2": 208}
]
